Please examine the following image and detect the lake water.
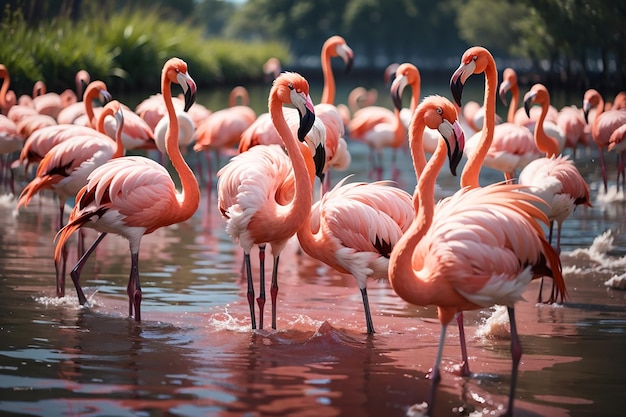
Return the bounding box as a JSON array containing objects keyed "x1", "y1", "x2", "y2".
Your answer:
[{"x1": 1, "y1": 77, "x2": 626, "y2": 417}]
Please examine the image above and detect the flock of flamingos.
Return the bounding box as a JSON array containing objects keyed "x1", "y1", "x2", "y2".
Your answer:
[{"x1": 2, "y1": 35, "x2": 626, "y2": 415}]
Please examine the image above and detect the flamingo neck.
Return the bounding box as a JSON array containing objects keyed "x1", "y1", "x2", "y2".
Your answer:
[
  {"x1": 410, "y1": 78, "x2": 421, "y2": 113},
  {"x1": 84, "y1": 88, "x2": 98, "y2": 129},
  {"x1": 163, "y1": 76, "x2": 200, "y2": 222},
  {"x1": 535, "y1": 100, "x2": 559, "y2": 157},
  {"x1": 269, "y1": 93, "x2": 313, "y2": 228},
  {"x1": 320, "y1": 47, "x2": 335, "y2": 104},
  {"x1": 0, "y1": 69, "x2": 8, "y2": 113},
  {"x1": 507, "y1": 83, "x2": 519, "y2": 123},
  {"x1": 390, "y1": 106, "x2": 407, "y2": 149},
  {"x1": 389, "y1": 130, "x2": 447, "y2": 305},
  {"x1": 460, "y1": 58, "x2": 498, "y2": 189}
]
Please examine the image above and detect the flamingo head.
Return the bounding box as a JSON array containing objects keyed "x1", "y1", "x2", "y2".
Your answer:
[
  {"x1": 450, "y1": 46, "x2": 493, "y2": 107},
  {"x1": 523, "y1": 83, "x2": 549, "y2": 118},
  {"x1": 165, "y1": 58, "x2": 197, "y2": 112},
  {"x1": 582, "y1": 88, "x2": 602, "y2": 124},
  {"x1": 498, "y1": 68, "x2": 517, "y2": 106},
  {"x1": 417, "y1": 95, "x2": 465, "y2": 176},
  {"x1": 390, "y1": 63, "x2": 420, "y2": 111},
  {"x1": 324, "y1": 35, "x2": 354, "y2": 74},
  {"x1": 272, "y1": 72, "x2": 316, "y2": 141}
]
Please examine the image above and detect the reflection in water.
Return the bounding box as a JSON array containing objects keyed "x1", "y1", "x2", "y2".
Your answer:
[{"x1": 1, "y1": 78, "x2": 626, "y2": 416}]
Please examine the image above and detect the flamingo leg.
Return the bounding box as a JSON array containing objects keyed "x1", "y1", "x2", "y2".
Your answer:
[
  {"x1": 427, "y1": 323, "x2": 448, "y2": 416},
  {"x1": 538, "y1": 220, "x2": 556, "y2": 303},
  {"x1": 70, "y1": 232, "x2": 107, "y2": 305},
  {"x1": 243, "y1": 252, "x2": 257, "y2": 329},
  {"x1": 599, "y1": 148, "x2": 608, "y2": 193},
  {"x1": 505, "y1": 307, "x2": 522, "y2": 417},
  {"x1": 270, "y1": 255, "x2": 280, "y2": 330},
  {"x1": 456, "y1": 312, "x2": 471, "y2": 376},
  {"x1": 360, "y1": 287, "x2": 375, "y2": 334},
  {"x1": 257, "y1": 244, "x2": 267, "y2": 330},
  {"x1": 126, "y1": 251, "x2": 142, "y2": 321},
  {"x1": 56, "y1": 199, "x2": 67, "y2": 298}
]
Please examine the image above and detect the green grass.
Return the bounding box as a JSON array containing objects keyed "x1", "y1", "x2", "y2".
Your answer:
[{"x1": 0, "y1": 5, "x2": 290, "y2": 95}]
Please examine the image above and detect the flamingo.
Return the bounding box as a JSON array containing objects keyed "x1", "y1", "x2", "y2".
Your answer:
[
  {"x1": 262, "y1": 57, "x2": 282, "y2": 83},
  {"x1": 193, "y1": 86, "x2": 256, "y2": 197},
  {"x1": 17, "y1": 100, "x2": 125, "y2": 297},
  {"x1": 450, "y1": 46, "x2": 567, "y2": 378},
  {"x1": 297, "y1": 176, "x2": 414, "y2": 334},
  {"x1": 0, "y1": 113, "x2": 23, "y2": 193},
  {"x1": 556, "y1": 105, "x2": 589, "y2": 159},
  {"x1": 583, "y1": 88, "x2": 626, "y2": 193},
  {"x1": 519, "y1": 84, "x2": 591, "y2": 303},
  {"x1": 16, "y1": 81, "x2": 112, "y2": 176},
  {"x1": 608, "y1": 123, "x2": 626, "y2": 186},
  {"x1": 0, "y1": 64, "x2": 17, "y2": 115},
  {"x1": 216, "y1": 71, "x2": 316, "y2": 330},
  {"x1": 56, "y1": 70, "x2": 92, "y2": 125},
  {"x1": 348, "y1": 63, "x2": 423, "y2": 180},
  {"x1": 388, "y1": 93, "x2": 566, "y2": 417},
  {"x1": 53, "y1": 58, "x2": 199, "y2": 321},
  {"x1": 336, "y1": 86, "x2": 378, "y2": 128}
]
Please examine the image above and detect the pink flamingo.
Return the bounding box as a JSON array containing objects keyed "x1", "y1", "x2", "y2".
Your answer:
[
  {"x1": 0, "y1": 64, "x2": 17, "y2": 115},
  {"x1": 193, "y1": 86, "x2": 256, "y2": 197},
  {"x1": 217, "y1": 71, "x2": 316, "y2": 330},
  {"x1": 56, "y1": 70, "x2": 92, "y2": 125},
  {"x1": 389, "y1": 93, "x2": 566, "y2": 417},
  {"x1": 557, "y1": 105, "x2": 589, "y2": 159},
  {"x1": 583, "y1": 88, "x2": 626, "y2": 193},
  {"x1": 348, "y1": 63, "x2": 422, "y2": 180},
  {"x1": 519, "y1": 84, "x2": 591, "y2": 302},
  {"x1": 17, "y1": 100, "x2": 125, "y2": 297},
  {"x1": 450, "y1": 46, "x2": 565, "y2": 378},
  {"x1": 297, "y1": 176, "x2": 414, "y2": 334},
  {"x1": 0, "y1": 113, "x2": 23, "y2": 193},
  {"x1": 53, "y1": 58, "x2": 199, "y2": 321},
  {"x1": 16, "y1": 81, "x2": 112, "y2": 175},
  {"x1": 262, "y1": 57, "x2": 282, "y2": 83},
  {"x1": 336, "y1": 86, "x2": 378, "y2": 128}
]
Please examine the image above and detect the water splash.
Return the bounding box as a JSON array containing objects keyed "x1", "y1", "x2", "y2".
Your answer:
[
  {"x1": 475, "y1": 305, "x2": 510, "y2": 340},
  {"x1": 594, "y1": 184, "x2": 626, "y2": 204},
  {"x1": 604, "y1": 273, "x2": 626, "y2": 290}
]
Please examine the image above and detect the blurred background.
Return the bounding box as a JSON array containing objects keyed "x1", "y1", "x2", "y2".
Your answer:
[{"x1": 1, "y1": 0, "x2": 624, "y2": 94}]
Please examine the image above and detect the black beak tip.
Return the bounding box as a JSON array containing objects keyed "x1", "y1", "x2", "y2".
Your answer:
[
  {"x1": 298, "y1": 110, "x2": 315, "y2": 141},
  {"x1": 184, "y1": 89, "x2": 196, "y2": 112},
  {"x1": 345, "y1": 57, "x2": 354, "y2": 74},
  {"x1": 450, "y1": 78, "x2": 464, "y2": 107},
  {"x1": 524, "y1": 99, "x2": 532, "y2": 118}
]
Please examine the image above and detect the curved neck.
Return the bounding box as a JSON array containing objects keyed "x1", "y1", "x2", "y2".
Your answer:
[
  {"x1": 389, "y1": 131, "x2": 447, "y2": 303},
  {"x1": 320, "y1": 46, "x2": 335, "y2": 104},
  {"x1": 410, "y1": 79, "x2": 421, "y2": 113},
  {"x1": 84, "y1": 86, "x2": 98, "y2": 129},
  {"x1": 535, "y1": 100, "x2": 559, "y2": 157},
  {"x1": 460, "y1": 59, "x2": 498, "y2": 189},
  {"x1": 0, "y1": 69, "x2": 8, "y2": 113},
  {"x1": 163, "y1": 76, "x2": 200, "y2": 222},
  {"x1": 97, "y1": 108, "x2": 125, "y2": 159},
  {"x1": 391, "y1": 106, "x2": 407, "y2": 148},
  {"x1": 269, "y1": 92, "x2": 313, "y2": 227},
  {"x1": 507, "y1": 83, "x2": 519, "y2": 123}
]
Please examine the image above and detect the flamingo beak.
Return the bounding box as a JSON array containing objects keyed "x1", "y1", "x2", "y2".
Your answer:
[
  {"x1": 523, "y1": 91, "x2": 537, "y2": 118},
  {"x1": 450, "y1": 61, "x2": 474, "y2": 107},
  {"x1": 442, "y1": 120, "x2": 465, "y2": 176},
  {"x1": 298, "y1": 97, "x2": 316, "y2": 141},
  {"x1": 313, "y1": 144, "x2": 327, "y2": 181},
  {"x1": 177, "y1": 72, "x2": 197, "y2": 112},
  {"x1": 583, "y1": 101, "x2": 591, "y2": 124},
  {"x1": 99, "y1": 90, "x2": 112, "y2": 105},
  {"x1": 499, "y1": 80, "x2": 510, "y2": 106},
  {"x1": 390, "y1": 75, "x2": 407, "y2": 111}
]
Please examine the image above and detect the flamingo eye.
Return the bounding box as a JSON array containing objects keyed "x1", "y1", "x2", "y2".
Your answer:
[
  {"x1": 288, "y1": 83, "x2": 294, "y2": 90},
  {"x1": 436, "y1": 107, "x2": 443, "y2": 115},
  {"x1": 472, "y1": 56, "x2": 477, "y2": 62}
]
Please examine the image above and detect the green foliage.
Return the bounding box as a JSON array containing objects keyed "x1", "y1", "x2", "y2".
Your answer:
[{"x1": 0, "y1": 2, "x2": 291, "y2": 94}]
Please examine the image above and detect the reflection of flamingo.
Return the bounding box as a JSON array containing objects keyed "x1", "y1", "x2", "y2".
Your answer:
[
  {"x1": 297, "y1": 176, "x2": 413, "y2": 334},
  {"x1": 389, "y1": 93, "x2": 565, "y2": 417},
  {"x1": 519, "y1": 84, "x2": 591, "y2": 302},
  {"x1": 217, "y1": 72, "x2": 316, "y2": 330},
  {"x1": 18, "y1": 100, "x2": 125, "y2": 298},
  {"x1": 583, "y1": 88, "x2": 626, "y2": 192},
  {"x1": 53, "y1": 58, "x2": 199, "y2": 321}
]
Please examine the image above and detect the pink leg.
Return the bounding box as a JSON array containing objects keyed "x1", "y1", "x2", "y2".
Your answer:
[
  {"x1": 270, "y1": 255, "x2": 281, "y2": 330},
  {"x1": 257, "y1": 245, "x2": 267, "y2": 330},
  {"x1": 243, "y1": 253, "x2": 257, "y2": 329},
  {"x1": 427, "y1": 324, "x2": 448, "y2": 416},
  {"x1": 70, "y1": 233, "x2": 107, "y2": 305},
  {"x1": 504, "y1": 307, "x2": 522, "y2": 417},
  {"x1": 456, "y1": 312, "x2": 471, "y2": 376},
  {"x1": 126, "y1": 251, "x2": 142, "y2": 321}
]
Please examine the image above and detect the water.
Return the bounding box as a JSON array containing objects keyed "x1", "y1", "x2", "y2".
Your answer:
[{"x1": 1, "y1": 77, "x2": 626, "y2": 417}]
